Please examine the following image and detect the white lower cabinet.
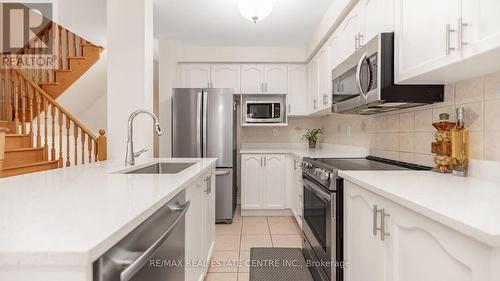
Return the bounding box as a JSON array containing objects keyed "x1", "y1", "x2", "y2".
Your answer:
[
  {"x1": 345, "y1": 180, "x2": 494, "y2": 281},
  {"x1": 185, "y1": 171, "x2": 215, "y2": 281},
  {"x1": 241, "y1": 154, "x2": 285, "y2": 210}
]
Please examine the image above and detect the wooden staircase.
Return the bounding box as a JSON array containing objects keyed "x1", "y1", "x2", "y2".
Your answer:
[{"x1": 0, "y1": 21, "x2": 107, "y2": 178}]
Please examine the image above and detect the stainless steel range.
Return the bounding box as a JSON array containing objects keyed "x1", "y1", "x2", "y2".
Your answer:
[{"x1": 301, "y1": 156, "x2": 431, "y2": 281}]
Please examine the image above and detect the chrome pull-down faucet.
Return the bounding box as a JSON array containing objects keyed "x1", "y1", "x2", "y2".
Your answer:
[{"x1": 125, "y1": 109, "x2": 163, "y2": 166}]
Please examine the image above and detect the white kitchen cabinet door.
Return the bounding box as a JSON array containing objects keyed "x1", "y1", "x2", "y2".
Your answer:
[
  {"x1": 185, "y1": 180, "x2": 204, "y2": 281},
  {"x1": 361, "y1": 0, "x2": 394, "y2": 43},
  {"x1": 241, "y1": 64, "x2": 265, "y2": 94},
  {"x1": 211, "y1": 64, "x2": 241, "y2": 93},
  {"x1": 241, "y1": 154, "x2": 262, "y2": 209},
  {"x1": 287, "y1": 64, "x2": 308, "y2": 116},
  {"x1": 317, "y1": 46, "x2": 331, "y2": 110},
  {"x1": 262, "y1": 154, "x2": 285, "y2": 209},
  {"x1": 462, "y1": 0, "x2": 500, "y2": 59},
  {"x1": 264, "y1": 64, "x2": 288, "y2": 94},
  {"x1": 307, "y1": 58, "x2": 319, "y2": 113},
  {"x1": 337, "y1": 3, "x2": 362, "y2": 64},
  {"x1": 203, "y1": 174, "x2": 216, "y2": 264},
  {"x1": 328, "y1": 31, "x2": 343, "y2": 72},
  {"x1": 344, "y1": 181, "x2": 387, "y2": 281},
  {"x1": 180, "y1": 64, "x2": 211, "y2": 88},
  {"x1": 394, "y1": 0, "x2": 461, "y2": 83}
]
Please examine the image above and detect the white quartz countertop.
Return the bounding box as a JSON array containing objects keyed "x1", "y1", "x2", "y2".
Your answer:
[
  {"x1": 339, "y1": 170, "x2": 500, "y2": 247},
  {"x1": 0, "y1": 158, "x2": 216, "y2": 267},
  {"x1": 239, "y1": 143, "x2": 368, "y2": 159}
]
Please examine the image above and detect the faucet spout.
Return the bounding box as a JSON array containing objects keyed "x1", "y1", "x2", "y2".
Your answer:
[{"x1": 126, "y1": 109, "x2": 163, "y2": 166}]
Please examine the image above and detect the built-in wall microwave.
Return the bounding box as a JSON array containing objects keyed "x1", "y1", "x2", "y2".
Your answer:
[{"x1": 245, "y1": 100, "x2": 283, "y2": 123}]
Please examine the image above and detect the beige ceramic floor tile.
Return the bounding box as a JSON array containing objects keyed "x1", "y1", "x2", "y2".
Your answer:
[
  {"x1": 214, "y1": 235, "x2": 241, "y2": 251},
  {"x1": 269, "y1": 222, "x2": 299, "y2": 235},
  {"x1": 271, "y1": 235, "x2": 302, "y2": 248},
  {"x1": 208, "y1": 251, "x2": 239, "y2": 273},
  {"x1": 242, "y1": 222, "x2": 270, "y2": 235},
  {"x1": 238, "y1": 273, "x2": 250, "y2": 281},
  {"x1": 216, "y1": 222, "x2": 242, "y2": 235},
  {"x1": 267, "y1": 216, "x2": 293, "y2": 223},
  {"x1": 204, "y1": 273, "x2": 238, "y2": 281},
  {"x1": 240, "y1": 235, "x2": 272, "y2": 251},
  {"x1": 238, "y1": 250, "x2": 251, "y2": 273},
  {"x1": 242, "y1": 216, "x2": 268, "y2": 223}
]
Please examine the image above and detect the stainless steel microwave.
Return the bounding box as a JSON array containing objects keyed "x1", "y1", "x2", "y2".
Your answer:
[
  {"x1": 245, "y1": 100, "x2": 283, "y2": 123},
  {"x1": 332, "y1": 32, "x2": 444, "y2": 115}
]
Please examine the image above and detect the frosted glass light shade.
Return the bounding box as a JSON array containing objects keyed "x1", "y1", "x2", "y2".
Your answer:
[{"x1": 238, "y1": 0, "x2": 273, "y2": 23}]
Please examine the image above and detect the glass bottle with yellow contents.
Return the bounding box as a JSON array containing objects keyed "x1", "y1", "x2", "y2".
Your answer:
[{"x1": 451, "y1": 107, "x2": 469, "y2": 177}]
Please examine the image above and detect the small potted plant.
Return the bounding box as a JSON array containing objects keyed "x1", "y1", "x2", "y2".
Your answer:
[{"x1": 303, "y1": 128, "x2": 322, "y2": 149}]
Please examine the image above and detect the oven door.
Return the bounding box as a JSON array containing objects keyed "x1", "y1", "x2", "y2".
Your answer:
[{"x1": 302, "y1": 175, "x2": 335, "y2": 280}]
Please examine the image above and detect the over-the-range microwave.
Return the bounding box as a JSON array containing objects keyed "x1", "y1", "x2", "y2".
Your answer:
[
  {"x1": 332, "y1": 32, "x2": 444, "y2": 115},
  {"x1": 245, "y1": 100, "x2": 284, "y2": 123}
]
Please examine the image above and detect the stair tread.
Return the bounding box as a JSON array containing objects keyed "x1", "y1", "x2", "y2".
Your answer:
[
  {"x1": 39, "y1": 82, "x2": 60, "y2": 85},
  {"x1": 3, "y1": 160, "x2": 59, "y2": 171},
  {"x1": 6, "y1": 134, "x2": 29, "y2": 137},
  {"x1": 66, "y1": 56, "x2": 87, "y2": 59},
  {"x1": 5, "y1": 147, "x2": 43, "y2": 153}
]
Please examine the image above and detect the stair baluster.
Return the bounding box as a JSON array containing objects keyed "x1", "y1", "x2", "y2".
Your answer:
[
  {"x1": 28, "y1": 84, "x2": 34, "y2": 144},
  {"x1": 13, "y1": 72, "x2": 19, "y2": 133},
  {"x1": 58, "y1": 110, "x2": 63, "y2": 167},
  {"x1": 21, "y1": 77, "x2": 27, "y2": 135},
  {"x1": 0, "y1": 69, "x2": 5, "y2": 120},
  {"x1": 35, "y1": 90, "x2": 41, "y2": 147},
  {"x1": 65, "y1": 115, "x2": 70, "y2": 167},
  {"x1": 51, "y1": 103, "x2": 56, "y2": 160},
  {"x1": 43, "y1": 98, "x2": 48, "y2": 160},
  {"x1": 74, "y1": 124, "x2": 78, "y2": 166},
  {"x1": 58, "y1": 25, "x2": 63, "y2": 70},
  {"x1": 81, "y1": 129, "x2": 85, "y2": 165},
  {"x1": 88, "y1": 134, "x2": 92, "y2": 163}
]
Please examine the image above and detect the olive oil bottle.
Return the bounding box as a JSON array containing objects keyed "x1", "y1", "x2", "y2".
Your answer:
[{"x1": 451, "y1": 107, "x2": 469, "y2": 177}]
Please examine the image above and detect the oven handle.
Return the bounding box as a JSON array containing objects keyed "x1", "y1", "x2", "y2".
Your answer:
[
  {"x1": 303, "y1": 176, "x2": 331, "y2": 201},
  {"x1": 119, "y1": 201, "x2": 190, "y2": 281},
  {"x1": 355, "y1": 52, "x2": 368, "y2": 99}
]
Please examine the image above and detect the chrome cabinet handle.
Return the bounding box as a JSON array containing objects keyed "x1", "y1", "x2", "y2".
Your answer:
[
  {"x1": 204, "y1": 177, "x2": 211, "y2": 194},
  {"x1": 458, "y1": 18, "x2": 468, "y2": 50},
  {"x1": 355, "y1": 34, "x2": 359, "y2": 50},
  {"x1": 120, "y1": 201, "x2": 190, "y2": 281},
  {"x1": 357, "y1": 32, "x2": 364, "y2": 49},
  {"x1": 446, "y1": 24, "x2": 456, "y2": 55},
  {"x1": 373, "y1": 205, "x2": 381, "y2": 236},
  {"x1": 373, "y1": 205, "x2": 390, "y2": 241},
  {"x1": 215, "y1": 170, "x2": 230, "y2": 176}
]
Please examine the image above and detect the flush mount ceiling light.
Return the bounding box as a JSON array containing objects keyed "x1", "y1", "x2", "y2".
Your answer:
[{"x1": 238, "y1": 0, "x2": 273, "y2": 23}]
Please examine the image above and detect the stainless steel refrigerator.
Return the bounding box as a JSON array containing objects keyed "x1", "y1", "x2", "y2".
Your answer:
[{"x1": 172, "y1": 88, "x2": 236, "y2": 223}]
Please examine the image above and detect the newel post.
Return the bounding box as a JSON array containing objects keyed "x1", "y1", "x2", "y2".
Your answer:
[{"x1": 97, "y1": 129, "x2": 107, "y2": 161}]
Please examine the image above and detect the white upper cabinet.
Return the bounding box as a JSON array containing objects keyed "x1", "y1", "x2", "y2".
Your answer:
[
  {"x1": 307, "y1": 58, "x2": 319, "y2": 113},
  {"x1": 264, "y1": 64, "x2": 288, "y2": 94},
  {"x1": 328, "y1": 30, "x2": 343, "y2": 72},
  {"x1": 180, "y1": 64, "x2": 211, "y2": 88},
  {"x1": 462, "y1": 0, "x2": 500, "y2": 59},
  {"x1": 287, "y1": 64, "x2": 308, "y2": 116},
  {"x1": 360, "y1": 0, "x2": 394, "y2": 43},
  {"x1": 317, "y1": 45, "x2": 331, "y2": 110},
  {"x1": 241, "y1": 64, "x2": 265, "y2": 94},
  {"x1": 241, "y1": 64, "x2": 287, "y2": 94},
  {"x1": 337, "y1": 3, "x2": 362, "y2": 63},
  {"x1": 211, "y1": 64, "x2": 241, "y2": 93},
  {"x1": 395, "y1": 0, "x2": 461, "y2": 83}
]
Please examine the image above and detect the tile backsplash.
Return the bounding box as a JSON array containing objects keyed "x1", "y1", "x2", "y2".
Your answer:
[{"x1": 320, "y1": 71, "x2": 500, "y2": 167}]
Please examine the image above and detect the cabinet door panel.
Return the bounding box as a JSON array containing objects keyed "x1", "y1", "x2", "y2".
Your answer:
[
  {"x1": 180, "y1": 64, "x2": 211, "y2": 88},
  {"x1": 203, "y1": 174, "x2": 216, "y2": 263},
  {"x1": 394, "y1": 0, "x2": 461, "y2": 83},
  {"x1": 317, "y1": 47, "x2": 331, "y2": 110},
  {"x1": 262, "y1": 155, "x2": 285, "y2": 209},
  {"x1": 287, "y1": 64, "x2": 308, "y2": 116},
  {"x1": 241, "y1": 155, "x2": 262, "y2": 209},
  {"x1": 185, "y1": 181, "x2": 204, "y2": 281},
  {"x1": 337, "y1": 4, "x2": 362, "y2": 64},
  {"x1": 241, "y1": 64, "x2": 264, "y2": 94},
  {"x1": 462, "y1": 0, "x2": 500, "y2": 59},
  {"x1": 211, "y1": 64, "x2": 241, "y2": 93},
  {"x1": 344, "y1": 181, "x2": 386, "y2": 281},
  {"x1": 361, "y1": 0, "x2": 394, "y2": 43},
  {"x1": 307, "y1": 59, "x2": 319, "y2": 113},
  {"x1": 265, "y1": 64, "x2": 288, "y2": 94}
]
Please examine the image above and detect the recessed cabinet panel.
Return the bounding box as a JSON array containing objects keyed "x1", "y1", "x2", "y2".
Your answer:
[
  {"x1": 262, "y1": 155, "x2": 285, "y2": 209},
  {"x1": 211, "y1": 64, "x2": 241, "y2": 93},
  {"x1": 264, "y1": 64, "x2": 288, "y2": 94},
  {"x1": 361, "y1": 0, "x2": 394, "y2": 43},
  {"x1": 180, "y1": 64, "x2": 211, "y2": 88},
  {"x1": 241, "y1": 64, "x2": 265, "y2": 94},
  {"x1": 307, "y1": 58, "x2": 319, "y2": 113},
  {"x1": 462, "y1": 0, "x2": 500, "y2": 59},
  {"x1": 241, "y1": 155, "x2": 262, "y2": 209},
  {"x1": 287, "y1": 65, "x2": 308, "y2": 116},
  {"x1": 337, "y1": 3, "x2": 362, "y2": 64}
]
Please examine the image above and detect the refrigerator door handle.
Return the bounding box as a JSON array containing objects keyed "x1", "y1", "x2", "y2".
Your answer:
[
  {"x1": 202, "y1": 91, "x2": 208, "y2": 158},
  {"x1": 196, "y1": 92, "x2": 203, "y2": 157}
]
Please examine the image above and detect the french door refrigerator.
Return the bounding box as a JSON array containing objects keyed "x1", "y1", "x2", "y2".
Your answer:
[{"x1": 172, "y1": 88, "x2": 236, "y2": 223}]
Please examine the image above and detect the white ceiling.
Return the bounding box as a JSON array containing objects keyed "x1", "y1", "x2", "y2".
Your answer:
[{"x1": 154, "y1": 0, "x2": 335, "y2": 47}]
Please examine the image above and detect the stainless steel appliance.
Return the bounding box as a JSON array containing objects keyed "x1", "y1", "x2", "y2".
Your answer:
[
  {"x1": 94, "y1": 190, "x2": 189, "y2": 281},
  {"x1": 172, "y1": 88, "x2": 236, "y2": 223},
  {"x1": 245, "y1": 99, "x2": 283, "y2": 123},
  {"x1": 301, "y1": 157, "x2": 431, "y2": 281},
  {"x1": 332, "y1": 32, "x2": 444, "y2": 115}
]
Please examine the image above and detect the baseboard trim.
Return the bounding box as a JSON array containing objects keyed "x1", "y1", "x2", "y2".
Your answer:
[{"x1": 241, "y1": 209, "x2": 293, "y2": 217}]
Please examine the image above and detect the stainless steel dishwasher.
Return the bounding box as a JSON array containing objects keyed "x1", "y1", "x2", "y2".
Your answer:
[{"x1": 93, "y1": 190, "x2": 189, "y2": 281}]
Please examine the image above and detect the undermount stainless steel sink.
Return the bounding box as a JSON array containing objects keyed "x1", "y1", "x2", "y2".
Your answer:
[{"x1": 125, "y1": 162, "x2": 196, "y2": 174}]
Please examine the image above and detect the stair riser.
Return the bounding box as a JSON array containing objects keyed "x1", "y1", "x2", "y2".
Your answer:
[
  {"x1": 5, "y1": 149, "x2": 45, "y2": 167},
  {"x1": 1, "y1": 161, "x2": 59, "y2": 178},
  {"x1": 5, "y1": 136, "x2": 31, "y2": 150}
]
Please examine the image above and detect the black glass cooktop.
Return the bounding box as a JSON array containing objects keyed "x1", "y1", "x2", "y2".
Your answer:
[{"x1": 311, "y1": 156, "x2": 431, "y2": 171}]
